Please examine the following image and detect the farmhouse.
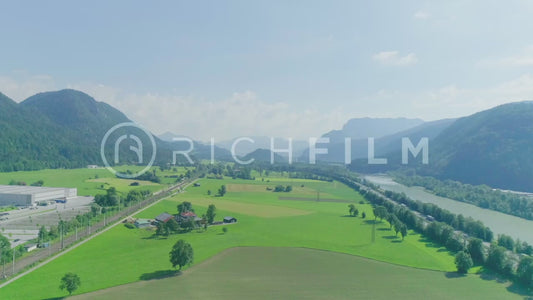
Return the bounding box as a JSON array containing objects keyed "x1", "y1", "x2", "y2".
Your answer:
[
  {"x1": 134, "y1": 219, "x2": 152, "y2": 228},
  {"x1": 223, "y1": 216, "x2": 237, "y2": 223},
  {"x1": 178, "y1": 211, "x2": 197, "y2": 222},
  {"x1": 155, "y1": 212, "x2": 174, "y2": 223}
]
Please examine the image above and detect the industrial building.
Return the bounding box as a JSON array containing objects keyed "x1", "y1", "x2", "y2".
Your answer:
[{"x1": 0, "y1": 185, "x2": 77, "y2": 207}]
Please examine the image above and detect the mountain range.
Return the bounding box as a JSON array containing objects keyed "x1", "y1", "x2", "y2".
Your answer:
[
  {"x1": 2, "y1": 88, "x2": 533, "y2": 192},
  {"x1": 0, "y1": 89, "x2": 229, "y2": 171},
  {"x1": 351, "y1": 102, "x2": 533, "y2": 192}
]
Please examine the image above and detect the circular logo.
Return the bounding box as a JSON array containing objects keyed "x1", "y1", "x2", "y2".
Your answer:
[{"x1": 100, "y1": 122, "x2": 157, "y2": 179}]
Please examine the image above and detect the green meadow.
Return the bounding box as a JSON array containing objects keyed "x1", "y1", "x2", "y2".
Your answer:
[
  {"x1": 74, "y1": 247, "x2": 521, "y2": 300},
  {"x1": 0, "y1": 166, "x2": 187, "y2": 196},
  {"x1": 0, "y1": 176, "x2": 520, "y2": 299}
]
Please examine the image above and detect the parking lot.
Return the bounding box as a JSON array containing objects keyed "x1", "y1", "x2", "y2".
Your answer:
[{"x1": 0, "y1": 196, "x2": 93, "y2": 248}]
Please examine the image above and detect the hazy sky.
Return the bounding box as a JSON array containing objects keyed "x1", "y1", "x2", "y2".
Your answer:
[{"x1": 1, "y1": 1, "x2": 533, "y2": 141}]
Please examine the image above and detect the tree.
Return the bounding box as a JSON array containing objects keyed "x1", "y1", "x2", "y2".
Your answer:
[
  {"x1": 177, "y1": 201, "x2": 193, "y2": 214},
  {"x1": 348, "y1": 204, "x2": 356, "y2": 217},
  {"x1": 353, "y1": 208, "x2": 359, "y2": 217},
  {"x1": 217, "y1": 185, "x2": 227, "y2": 197},
  {"x1": 0, "y1": 233, "x2": 12, "y2": 273},
  {"x1": 446, "y1": 235, "x2": 464, "y2": 252},
  {"x1": 169, "y1": 240, "x2": 193, "y2": 270},
  {"x1": 467, "y1": 238, "x2": 485, "y2": 265},
  {"x1": 222, "y1": 227, "x2": 228, "y2": 234},
  {"x1": 373, "y1": 206, "x2": 387, "y2": 221},
  {"x1": 166, "y1": 219, "x2": 180, "y2": 232},
  {"x1": 273, "y1": 185, "x2": 284, "y2": 192},
  {"x1": 30, "y1": 179, "x2": 44, "y2": 186},
  {"x1": 400, "y1": 224, "x2": 408, "y2": 240},
  {"x1": 206, "y1": 204, "x2": 216, "y2": 224},
  {"x1": 387, "y1": 214, "x2": 399, "y2": 230},
  {"x1": 285, "y1": 185, "x2": 292, "y2": 192},
  {"x1": 487, "y1": 244, "x2": 507, "y2": 273},
  {"x1": 497, "y1": 234, "x2": 515, "y2": 251},
  {"x1": 455, "y1": 251, "x2": 473, "y2": 274},
  {"x1": 38, "y1": 225, "x2": 47, "y2": 245},
  {"x1": 180, "y1": 218, "x2": 195, "y2": 232},
  {"x1": 59, "y1": 273, "x2": 81, "y2": 295},
  {"x1": 393, "y1": 221, "x2": 403, "y2": 237},
  {"x1": 517, "y1": 256, "x2": 533, "y2": 288},
  {"x1": 361, "y1": 212, "x2": 366, "y2": 219}
]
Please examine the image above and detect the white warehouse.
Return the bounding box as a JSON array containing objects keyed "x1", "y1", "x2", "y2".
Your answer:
[{"x1": 0, "y1": 185, "x2": 77, "y2": 207}]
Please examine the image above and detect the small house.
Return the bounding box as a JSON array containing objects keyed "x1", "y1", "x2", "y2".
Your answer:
[
  {"x1": 155, "y1": 212, "x2": 174, "y2": 223},
  {"x1": 24, "y1": 243, "x2": 38, "y2": 252},
  {"x1": 223, "y1": 216, "x2": 237, "y2": 223},
  {"x1": 135, "y1": 219, "x2": 152, "y2": 228},
  {"x1": 178, "y1": 211, "x2": 197, "y2": 223}
]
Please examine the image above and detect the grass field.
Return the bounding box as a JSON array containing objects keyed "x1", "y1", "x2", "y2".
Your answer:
[
  {"x1": 0, "y1": 166, "x2": 186, "y2": 197},
  {"x1": 73, "y1": 247, "x2": 522, "y2": 300},
  {"x1": 0, "y1": 176, "x2": 524, "y2": 299}
]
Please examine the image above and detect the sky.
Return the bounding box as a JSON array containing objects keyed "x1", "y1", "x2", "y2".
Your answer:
[{"x1": 1, "y1": 0, "x2": 533, "y2": 141}]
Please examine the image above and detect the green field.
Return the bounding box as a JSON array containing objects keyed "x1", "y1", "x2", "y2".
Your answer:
[
  {"x1": 73, "y1": 247, "x2": 521, "y2": 300},
  {"x1": 0, "y1": 166, "x2": 187, "y2": 196},
  {"x1": 0, "y1": 176, "x2": 522, "y2": 299}
]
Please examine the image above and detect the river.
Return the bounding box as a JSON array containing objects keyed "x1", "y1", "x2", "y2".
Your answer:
[{"x1": 364, "y1": 174, "x2": 533, "y2": 245}]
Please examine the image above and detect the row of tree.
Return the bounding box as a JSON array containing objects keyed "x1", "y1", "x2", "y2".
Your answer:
[
  {"x1": 8, "y1": 179, "x2": 44, "y2": 186},
  {"x1": 378, "y1": 188, "x2": 494, "y2": 242},
  {"x1": 393, "y1": 173, "x2": 533, "y2": 220},
  {"x1": 334, "y1": 173, "x2": 533, "y2": 287},
  {"x1": 273, "y1": 185, "x2": 292, "y2": 192},
  {"x1": 94, "y1": 187, "x2": 151, "y2": 207}
]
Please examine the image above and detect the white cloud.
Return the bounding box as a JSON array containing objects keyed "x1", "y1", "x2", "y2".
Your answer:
[
  {"x1": 0, "y1": 72, "x2": 55, "y2": 101},
  {"x1": 67, "y1": 86, "x2": 347, "y2": 141},
  {"x1": 111, "y1": 91, "x2": 347, "y2": 141},
  {"x1": 372, "y1": 51, "x2": 418, "y2": 66},
  {"x1": 368, "y1": 74, "x2": 533, "y2": 120},
  {"x1": 479, "y1": 46, "x2": 533, "y2": 67},
  {"x1": 413, "y1": 10, "x2": 431, "y2": 20},
  {"x1": 3, "y1": 72, "x2": 533, "y2": 142},
  {"x1": 0, "y1": 73, "x2": 348, "y2": 140}
]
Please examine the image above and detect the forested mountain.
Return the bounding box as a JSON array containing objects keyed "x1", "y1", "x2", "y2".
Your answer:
[
  {"x1": 0, "y1": 89, "x2": 230, "y2": 171},
  {"x1": 427, "y1": 101, "x2": 533, "y2": 191},
  {"x1": 352, "y1": 101, "x2": 533, "y2": 192}
]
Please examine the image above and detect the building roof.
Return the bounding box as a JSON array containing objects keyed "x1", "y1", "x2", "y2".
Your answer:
[
  {"x1": 180, "y1": 211, "x2": 197, "y2": 217},
  {"x1": 155, "y1": 212, "x2": 173, "y2": 223},
  {"x1": 223, "y1": 216, "x2": 236, "y2": 221},
  {"x1": 135, "y1": 219, "x2": 151, "y2": 225},
  {"x1": 0, "y1": 185, "x2": 74, "y2": 195}
]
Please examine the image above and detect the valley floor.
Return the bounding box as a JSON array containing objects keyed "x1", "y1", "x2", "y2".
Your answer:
[
  {"x1": 73, "y1": 247, "x2": 521, "y2": 300},
  {"x1": 0, "y1": 175, "x2": 525, "y2": 299}
]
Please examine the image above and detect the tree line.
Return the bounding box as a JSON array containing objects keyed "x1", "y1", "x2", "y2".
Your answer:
[
  {"x1": 333, "y1": 171, "x2": 533, "y2": 288},
  {"x1": 393, "y1": 173, "x2": 533, "y2": 220}
]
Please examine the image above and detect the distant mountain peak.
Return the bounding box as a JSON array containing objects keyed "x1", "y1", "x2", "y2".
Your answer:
[
  {"x1": 20, "y1": 89, "x2": 129, "y2": 128},
  {"x1": 0, "y1": 92, "x2": 16, "y2": 107},
  {"x1": 324, "y1": 117, "x2": 425, "y2": 141}
]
